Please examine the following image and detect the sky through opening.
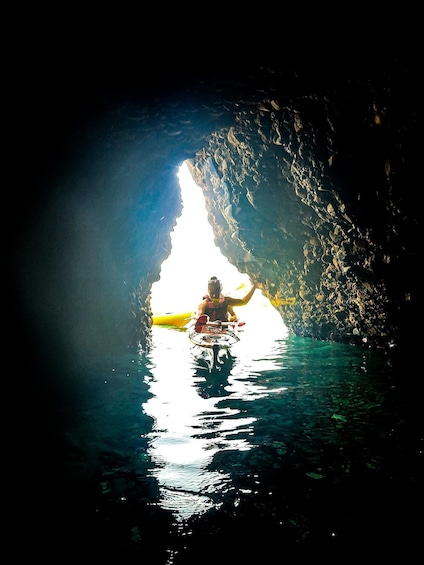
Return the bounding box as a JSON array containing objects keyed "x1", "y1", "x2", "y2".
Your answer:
[{"x1": 150, "y1": 162, "x2": 286, "y2": 329}]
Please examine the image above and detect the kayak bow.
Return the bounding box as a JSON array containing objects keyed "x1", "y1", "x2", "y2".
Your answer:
[
  {"x1": 188, "y1": 315, "x2": 243, "y2": 371},
  {"x1": 152, "y1": 311, "x2": 194, "y2": 328}
]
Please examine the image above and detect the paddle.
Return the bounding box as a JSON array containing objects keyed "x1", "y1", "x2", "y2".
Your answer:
[
  {"x1": 153, "y1": 281, "x2": 252, "y2": 330},
  {"x1": 270, "y1": 297, "x2": 297, "y2": 307},
  {"x1": 235, "y1": 281, "x2": 296, "y2": 307},
  {"x1": 194, "y1": 315, "x2": 246, "y2": 333}
]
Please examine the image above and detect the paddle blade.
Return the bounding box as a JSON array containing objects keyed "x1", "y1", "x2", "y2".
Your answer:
[
  {"x1": 270, "y1": 297, "x2": 297, "y2": 307},
  {"x1": 194, "y1": 314, "x2": 209, "y2": 333}
]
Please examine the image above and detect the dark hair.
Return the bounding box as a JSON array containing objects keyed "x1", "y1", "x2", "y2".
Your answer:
[{"x1": 208, "y1": 277, "x2": 222, "y2": 298}]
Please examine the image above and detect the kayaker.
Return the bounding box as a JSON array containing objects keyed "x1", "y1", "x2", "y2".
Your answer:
[{"x1": 197, "y1": 276, "x2": 257, "y2": 323}]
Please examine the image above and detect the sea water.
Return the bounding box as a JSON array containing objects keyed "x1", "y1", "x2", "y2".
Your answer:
[{"x1": 36, "y1": 318, "x2": 423, "y2": 562}]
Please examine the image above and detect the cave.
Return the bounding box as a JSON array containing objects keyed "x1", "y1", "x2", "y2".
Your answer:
[
  {"x1": 9, "y1": 33, "x2": 423, "y2": 560},
  {"x1": 15, "y1": 46, "x2": 420, "y2": 362}
]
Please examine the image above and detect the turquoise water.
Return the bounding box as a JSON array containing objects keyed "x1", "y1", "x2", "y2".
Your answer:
[{"x1": 39, "y1": 323, "x2": 423, "y2": 562}]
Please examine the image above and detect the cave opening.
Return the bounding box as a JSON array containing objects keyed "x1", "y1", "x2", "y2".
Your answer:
[{"x1": 151, "y1": 162, "x2": 286, "y2": 331}]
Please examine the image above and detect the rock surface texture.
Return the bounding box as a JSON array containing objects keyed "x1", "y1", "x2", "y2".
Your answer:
[{"x1": 14, "y1": 47, "x2": 421, "y2": 359}]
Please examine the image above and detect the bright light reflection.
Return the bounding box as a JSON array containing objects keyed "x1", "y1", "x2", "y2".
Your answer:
[
  {"x1": 145, "y1": 329, "x2": 241, "y2": 519},
  {"x1": 145, "y1": 324, "x2": 288, "y2": 519},
  {"x1": 146, "y1": 163, "x2": 289, "y2": 520}
]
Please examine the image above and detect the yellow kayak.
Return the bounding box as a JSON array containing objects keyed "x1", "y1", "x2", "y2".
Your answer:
[{"x1": 152, "y1": 311, "x2": 194, "y2": 328}]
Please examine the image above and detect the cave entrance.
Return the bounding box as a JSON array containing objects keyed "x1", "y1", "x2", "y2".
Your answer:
[{"x1": 150, "y1": 162, "x2": 285, "y2": 329}]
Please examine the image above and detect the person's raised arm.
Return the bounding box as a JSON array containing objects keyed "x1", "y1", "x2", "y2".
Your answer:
[
  {"x1": 241, "y1": 282, "x2": 257, "y2": 305},
  {"x1": 228, "y1": 281, "x2": 257, "y2": 307}
]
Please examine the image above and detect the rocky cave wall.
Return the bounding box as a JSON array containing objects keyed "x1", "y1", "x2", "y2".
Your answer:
[
  {"x1": 15, "y1": 50, "x2": 421, "y2": 364},
  {"x1": 186, "y1": 67, "x2": 420, "y2": 350}
]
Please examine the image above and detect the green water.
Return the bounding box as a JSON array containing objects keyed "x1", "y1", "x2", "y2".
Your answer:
[{"x1": 30, "y1": 324, "x2": 423, "y2": 562}]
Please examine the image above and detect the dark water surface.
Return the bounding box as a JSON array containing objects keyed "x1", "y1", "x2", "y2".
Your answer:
[{"x1": 24, "y1": 322, "x2": 423, "y2": 562}]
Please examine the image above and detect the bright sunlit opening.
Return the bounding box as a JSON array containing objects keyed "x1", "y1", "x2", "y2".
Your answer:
[{"x1": 151, "y1": 162, "x2": 286, "y2": 330}]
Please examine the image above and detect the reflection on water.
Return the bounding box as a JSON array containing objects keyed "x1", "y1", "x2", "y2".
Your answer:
[
  {"x1": 145, "y1": 321, "x2": 319, "y2": 520},
  {"x1": 145, "y1": 324, "x2": 277, "y2": 520},
  {"x1": 50, "y1": 315, "x2": 423, "y2": 560},
  {"x1": 144, "y1": 320, "x2": 422, "y2": 535}
]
